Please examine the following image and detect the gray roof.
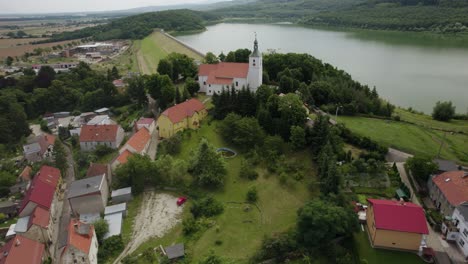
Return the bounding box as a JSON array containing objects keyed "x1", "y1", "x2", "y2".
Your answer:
[
  {"x1": 23, "y1": 142, "x2": 41, "y2": 154},
  {"x1": 87, "y1": 115, "x2": 112, "y2": 125},
  {"x1": 434, "y1": 159, "x2": 458, "y2": 172},
  {"x1": 14, "y1": 216, "x2": 30, "y2": 233},
  {"x1": 105, "y1": 203, "x2": 126, "y2": 216},
  {"x1": 104, "y1": 212, "x2": 122, "y2": 239},
  {"x1": 80, "y1": 213, "x2": 101, "y2": 224},
  {"x1": 95, "y1": 108, "x2": 110, "y2": 113},
  {"x1": 457, "y1": 203, "x2": 468, "y2": 221},
  {"x1": 0, "y1": 200, "x2": 16, "y2": 209},
  {"x1": 68, "y1": 175, "x2": 104, "y2": 199},
  {"x1": 165, "y1": 244, "x2": 185, "y2": 259},
  {"x1": 111, "y1": 187, "x2": 132, "y2": 197},
  {"x1": 6, "y1": 224, "x2": 16, "y2": 238}
]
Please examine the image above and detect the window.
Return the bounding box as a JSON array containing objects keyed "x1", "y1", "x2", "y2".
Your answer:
[
  {"x1": 209, "y1": 90, "x2": 211, "y2": 94},
  {"x1": 459, "y1": 239, "x2": 465, "y2": 247},
  {"x1": 236, "y1": 81, "x2": 239, "y2": 87},
  {"x1": 209, "y1": 84, "x2": 211, "y2": 87},
  {"x1": 463, "y1": 229, "x2": 468, "y2": 237},
  {"x1": 203, "y1": 81, "x2": 206, "y2": 85}
]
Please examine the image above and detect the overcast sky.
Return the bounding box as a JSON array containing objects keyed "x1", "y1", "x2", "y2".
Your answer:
[{"x1": 2, "y1": 0, "x2": 210, "y2": 14}]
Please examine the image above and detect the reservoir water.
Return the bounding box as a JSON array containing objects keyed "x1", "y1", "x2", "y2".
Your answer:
[{"x1": 177, "y1": 23, "x2": 468, "y2": 113}]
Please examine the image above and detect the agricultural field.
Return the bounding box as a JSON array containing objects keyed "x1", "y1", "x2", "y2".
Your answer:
[
  {"x1": 338, "y1": 115, "x2": 468, "y2": 165},
  {"x1": 0, "y1": 38, "x2": 75, "y2": 58},
  {"x1": 127, "y1": 120, "x2": 316, "y2": 263}
]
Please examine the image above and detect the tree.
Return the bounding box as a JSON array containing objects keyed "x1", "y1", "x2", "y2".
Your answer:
[
  {"x1": 219, "y1": 114, "x2": 265, "y2": 151},
  {"x1": 98, "y1": 235, "x2": 124, "y2": 262},
  {"x1": 0, "y1": 170, "x2": 16, "y2": 196},
  {"x1": 5, "y1": 56, "x2": 14, "y2": 66},
  {"x1": 190, "y1": 196, "x2": 224, "y2": 218},
  {"x1": 175, "y1": 87, "x2": 182, "y2": 104},
  {"x1": 317, "y1": 141, "x2": 340, "y2": 195},
  {"x1": 127, "y1": 76, "x2": 147, "y2": 106},
  {"x1": 94, "y1": 219, "x2": 109, "y2": 244},
  {"x1": 432, "y1": 101, "x2": 455, "y2": 121},
  {"x1": 185, "y1": 77, "x2": 200, "y2": 96},
  {"x1": 199, "y1": 251, "x2": 224, "y2": 264},
  {"x1": 190, "y1": 139, "x2": 227, "y2": 188},
  {"x1": 35, "y1": 66, "x2": 56, "y2": 88},
  {"x1": 53, "y1": 139, "x2": 68, "y2": 175},
  {"x1": 115, "y1": 154, "x2": 158, "y2": 194},
  {"x1": 218, "y1": 52, "x2": 226, "y2": 62},
  {"x1": 204, "y1": 52, "x2": 219, "y2": 64},
  {"x1": 246, "y1": 186, "x2": 258, "y2": 203},
  {"x1": 157, "y1": 58, "x2": 173, "y2": 78},
  {"x1": 160, "y1": 80, "x2": 176, "y2": 109},
  {"x1": 111, "y1": 66, "x2": 120, "y2": 80},
  {"x1": 406, "y1": 156, "x2": 438, "y2": 182},
  {"x1": 290, "y1": 126, "x2": 306, "y2": 150},
  {"x1": 296, "y1": 199, "x2": 357, "y2": 249}
]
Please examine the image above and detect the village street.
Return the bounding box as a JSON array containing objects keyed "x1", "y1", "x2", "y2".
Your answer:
[{"x1": 53, "y1": 143, "x2": 76, "y2": 262}]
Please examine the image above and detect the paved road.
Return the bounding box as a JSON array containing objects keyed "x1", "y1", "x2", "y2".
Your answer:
[{"x1": 53, "y1": 144, "x2": 76, "y2": 262}]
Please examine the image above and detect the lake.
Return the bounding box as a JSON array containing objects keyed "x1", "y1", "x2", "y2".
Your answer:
[{"x1": 177, "y1": 23, "x2": 468, "y2": 114}]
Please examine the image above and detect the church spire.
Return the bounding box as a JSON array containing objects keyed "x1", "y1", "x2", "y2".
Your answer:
[{"x1": 250, "y1": 33, "x2": 260, "y2": 57}]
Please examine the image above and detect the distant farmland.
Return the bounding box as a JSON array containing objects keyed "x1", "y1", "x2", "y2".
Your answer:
[{"x1": 0, "y1": 38, "x2": 75, "y2": 58}]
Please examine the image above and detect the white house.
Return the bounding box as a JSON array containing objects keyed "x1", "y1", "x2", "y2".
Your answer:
[
  {"x1": 447, "y1": 203, "x2": 468, "y2": 259},
  {"x1": 198, "y1": 37, "x2": 262, "y2": 95},
  {"x1": 79, "y1": 124, "x2": 124, "y2": 152}
]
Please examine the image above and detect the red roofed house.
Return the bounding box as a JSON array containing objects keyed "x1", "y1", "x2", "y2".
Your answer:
[
  {"x1": 79, "y1": 124, "x2": 124, "y2": 152},
  {"x1": 15, "y1": 206, "x2": 53, "y2": 244},
  {"x1": 60, "y1": 219, "x2": 98, "y2": 264},
  {"x1": 134, "y1": 117, "x2": 156, "y2": 134},
  {"x1": 198, "y1": 37, "x2": 262, "y2": 95},
  {"x1": 86, "y1": 163, "x2": 112, "y2": 187},
  {"x1": 111, "y1": 150, "x2": 133, "y2": 170},
  {"x1": 366, "y1": 199, "x2": 429, "y2": 251},
  {"x1": 19, "y1": 165, "x2": 61, "y2": 218},
  {"x1": 157, "y1": 98, "x2": 207, "y2": 139},
  {"x1": 0, "y1": 235, "x2": 46, "y2": 264},
  {"x1": 120, "y1": 127, "x2": 151, "y2": 155},
  {"x1": 428, "y1": 170, "x2": 468, "y2": 216}
]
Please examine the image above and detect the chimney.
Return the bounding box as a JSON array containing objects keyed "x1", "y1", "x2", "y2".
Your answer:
[
  {"x1": 399, "y1": 198, "x2": 405, "y2": 205},
  {"x1": 15, "y1": 239, "x2": 21, "y2": 247}
]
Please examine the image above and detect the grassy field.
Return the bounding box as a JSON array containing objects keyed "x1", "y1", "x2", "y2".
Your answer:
[
  {"x1": 134, "y1": 31, "x2": 204, "y2": 75},
  {"x1": 338, "y1": 116, "x2": 468, "y2": 165},
  {"x1": 395, "y1": 108, "x2": 468, "y2": 133},
  {"x1": 354, "y1": 231, "x2": 424, "y2": 264},
  {"x1": 131, "y1": 120, "x2": 316, "y2": 263}
]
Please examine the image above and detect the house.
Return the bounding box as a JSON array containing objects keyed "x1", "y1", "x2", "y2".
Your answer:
[
  {"x1": 104, "y1": 203, "x2": 127, "y2": 217},
  {"x1": 60, "y1": 219, "x2": 98, "y2": 264},
  {"x1": 19, "y1": 165, "x2": 61, "y2": 218},
  {"x1": 165, "y1": 243, "x2": 185, "y2": 260},
  {"x1": 68, "y1": 175, "x2": 109, "y2": 215},
  {"x1": 428, "y1": 170, "x2": 468, "y2": 216},
  {"x1": 86, "y1": 163, "x2": 112, "y2": 188},
  {"x1": 134, "y1": 117, "x2": 155, "y2": 134},
  {"x1": 0, "y1": 201, "x2": 17, "y2": 219},
  {"x1": 442, "y1": 203, "x2": 468, "y2": 259},
  {"x1": 366, "y1": 199, "x2": 429, "y2": 251},
  {"x1": 0, "y1": 235, "x2": 46, "y2": 264},
  {"x1": 8, "y1": 181, "x2": 28, "y2": 195},
  {"x1": 79, "y1": 124, "x2": 124, "y2": 152},
  {"x1": 198, "y1": 37, "x2": 262, "y2": 95},
  {"x1": 23, "y1": 134, "x2": 56, "y2": 162},
  {"x1": 14, "y1": 206, "x2": 53, "y2": 244},
  {"x1": 79, "y1": 213, "x2": 101, "y2": 224},
  {"x1": 79, "y1": 112, "x2": 96, "y2": 124},
  {"x1": 111, "y1": 187, "x2": 132, "y2": 204},
  {"x1": 112, "y1": 79, "x2": 125, "y2": 88},
  {"x1": 18, "y1": 166, "x2": 32, "y2": 182},
  {"x1": 86, "y1": 115, "x2": 115, "y2": 126},
  {"x1": 119, "y1": 127, "x2": 151, "y2": 155},
  {"x1": 434, "y1": 159, "x2": 459, "y2": 173},
  {"x1": 111, "y1": 149, "x2": 133, "y2": 170},
  {"x1": 157, "y1": 98, "x2": 207, "y2": 139},
  {"x1": 103, "y1": 212, "x2": 122, "y2": 239}
]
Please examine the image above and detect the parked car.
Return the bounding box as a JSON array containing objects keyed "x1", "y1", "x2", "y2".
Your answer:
[{"x1": 177, "y1": 197, "x2": 187, "y2": 206}]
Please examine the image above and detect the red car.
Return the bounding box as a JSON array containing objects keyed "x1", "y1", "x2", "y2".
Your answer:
[{"x1": 177, "y1": 197, "x2": 187, "y2": 206}]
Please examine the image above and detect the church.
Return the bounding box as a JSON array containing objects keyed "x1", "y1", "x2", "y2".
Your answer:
[{"x1": 198, "y1": 37, "x2": 262, "y2": 95}]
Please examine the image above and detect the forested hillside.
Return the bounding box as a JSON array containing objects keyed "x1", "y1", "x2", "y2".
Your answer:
[{"x1": 40, "y1": 9, "x2": 220, "y2": 43}]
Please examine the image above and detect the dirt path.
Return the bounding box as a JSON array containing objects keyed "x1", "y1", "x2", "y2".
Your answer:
[{"x1": 113, "y1": 192, "x2": 183, "y2": 263}]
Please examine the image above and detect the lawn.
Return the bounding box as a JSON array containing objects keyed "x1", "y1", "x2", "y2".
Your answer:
[
  {"x1": 395, "y1": 108, "x2": 468, "y2": 133},
  {"x1": 0, "y1": 217, "x2": 17, "y2": 229},
  {"x1": 338, "y1": 116, "x2": 468, "y2": 165},
  {"x1": 354, "y1": 230, "x2": 424, "y2": 264},
  {"x1": 131, "y1": 119, "x2": 316, "y2": 263}
]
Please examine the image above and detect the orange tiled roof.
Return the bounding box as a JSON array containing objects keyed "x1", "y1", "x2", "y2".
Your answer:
[
  {"x1": 29, "y1": 206, "x2": 50, "y2": 229},
  {"x1": 199, "y1": 62, "x2": 249, "y2": 85},
  {"x1": 432, "y1": 171, "x2": 468, "y2": 206},
  {"x1": 86, "y1": 163, "x2": 108, "y2": 178},
  {"x1": 126, "y1": 127, "x2": 151, "y2": 153},
  {"x1": 68, "y1": 219, "x2": 94, "y2": 254},
  {"x1": 19, "y1": 166, "x2": 32, "y2": 181},
  {"x1": 161, "y1": 98, "x2": 205, "y2": 124},
  {"x1": 0, "y1": 235, "x2": 45, "y2": 264},
  {"x1": 116, "y1": 150, "x2": 133, "y2": 165},
  {"x1": 80, "y1": 124, "x2": 120, "y2": 142}
]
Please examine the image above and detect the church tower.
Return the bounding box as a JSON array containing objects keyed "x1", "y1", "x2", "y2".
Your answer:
[{"x1": 247, "y1": 35, "x2": 262, "y2": 92}]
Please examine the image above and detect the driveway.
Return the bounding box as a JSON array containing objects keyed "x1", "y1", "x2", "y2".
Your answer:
[{"x1": 147, "y1": 128, "x2": 159, "y2": 161}]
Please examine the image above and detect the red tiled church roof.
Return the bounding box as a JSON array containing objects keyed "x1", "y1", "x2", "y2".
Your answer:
[
  {"x1": 161, "y1": 98, "x2": 205, "y2": 124},
  {"x1": 80, "y1": 124, "x2": 120, "y2": 142},
  {"x1": 368, "y1": 199, "x2": 429, "y2": 234},
  {"x1": 432, "y1": 171, "x2": 468, "y2": 206},
  {"x1": 0, "y1": 235, "x2": 45, "y2": 264},
  {"x1": 199, "y1": 62, "x2": 249, "y2": 85}
]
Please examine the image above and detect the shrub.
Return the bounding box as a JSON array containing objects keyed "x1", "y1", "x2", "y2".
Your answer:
[
  {"x1": 432, "y1": 101, "x2": 455, "y2": 121},
  {"x1": 239, "y1": 159, "x2": 258, "y2": 180},
  {"x1": 246, "y1": 186, "x2": 258, "y2": 203},
  {"x1": 215, "y1": 240, "x2": 223, "y2": 246},
  {"x1": 190, "y1": 196, "x2": 224, "y2": 218},
  {"x1": 94, "y1": 144, "x2": 113, "y2": 157},
  {"x1": 183, "y1": 217, "x2": 199, "y2": 235}
]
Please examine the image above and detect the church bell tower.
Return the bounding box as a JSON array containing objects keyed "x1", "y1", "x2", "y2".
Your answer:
[{"x1": 247, "y1": 34, "x2": 262, "y2": 92}]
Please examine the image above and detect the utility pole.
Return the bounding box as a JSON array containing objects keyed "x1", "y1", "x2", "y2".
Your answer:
[
  {"x1": 335, "y1": 105, "x2": 343, "y2": 122},
  {"x1": 437, "y1": 132, "x2": 447, "y2": 158}
]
